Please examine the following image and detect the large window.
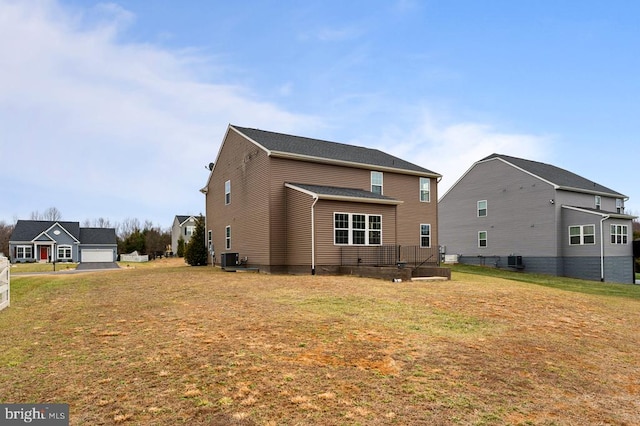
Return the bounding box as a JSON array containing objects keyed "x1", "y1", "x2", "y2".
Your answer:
[
  {"x1": 477, "y1": 200, "x2": 487, "y2": 217},
  {"x1": 420, "y1": 224, "x2": 431, "y2": 248},
  {"x1": 57, "y1": 245, "x2": 72, "y2": 260},
  {"x1": 225, "y1": 226, "x2": 231, "y2": 250},
  {"x1": 16, "y1": 246, "x2": 32, "y2": 259},
  {"x1": 334, "y1": 213, "x2": 382, "y2": 245},
  {"x1": 225, "y1": 180, "x2": 231, "y2": 205},
  {"x1": 371, "y1": 171, "x2": 383, "y2": 195},
  {"x1": 569, "y1": 225, "x2": 595, "y2": 245},
  {"x1": 610, "y1": 225, "x2": 628, "y2": 244},
  {"x1": 478, "y1": 231, "x2": 487, "y2": 248},
  {"x1": 419, "y1": 177, "x2": 430, "y2": 202}
]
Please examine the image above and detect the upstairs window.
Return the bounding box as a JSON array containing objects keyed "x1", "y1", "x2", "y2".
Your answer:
[
  {"x1": 477, "y1": 200, "x2": 487, "y2": 217},
  {"x1": 371, "y1": 171, "x2": 383, "y2": 195},
  {"x1": 419, "y1": 177, "x2": 430, "y2": 202},
  {"x1": 208, "y1": 230, "x2": 213, "y2": 251},
  {"x1": 569, "y1": 225, "x2": 595, "y2": 245},
  {"x1": 420, "y1": 224, "x2": 431, "y2": 248},
  {"x1": 185, "y1": 226, "x2": 195, "y2": 236},
  {"x1": 595, "y1": 195, "x2": 601, "y2": 210},
  {"x1": 225, "y1": 180, "x2": 231, "y2": 205},
  {"x1": 616, "y1": 199, "x2": 624, "y2": 214},
  {"x1": 610, "y1": 225, "x2": 628, "y2": 244}
]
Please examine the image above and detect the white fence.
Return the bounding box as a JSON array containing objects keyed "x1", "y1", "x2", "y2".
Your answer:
[
  {"x1": 0, "y1": 256, "x2": 9, "y2": 312},
  {"x1": 120, "y1": 253, "x2": 149, "y2": 262}
]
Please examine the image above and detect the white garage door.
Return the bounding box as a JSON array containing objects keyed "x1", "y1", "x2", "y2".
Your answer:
[{"x1": 80, "y1": 249, "x2": 113, "y2": 262}]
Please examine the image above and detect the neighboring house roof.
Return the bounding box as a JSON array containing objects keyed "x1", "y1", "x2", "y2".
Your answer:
[
  {"x1": 480, "y1": 154, "x2": 627, "y2": 198},
  {"x1": 285, "y1": 183, "x2": 402, "y2": 205},
  {"x1": 10, "y1": 221, "x2": 81, "y2": 242},
  {"x1": 175, "y1": 215, "x2": 194, "y2": 226},
  {"x1": 79, "y1": 228, "x2": 117, "y2": 245},
  {"x1": 230, "y1": 125, "x2": 441, "y2": 177},
  {"x1": 9, "y1": 221, "x2": 116, "y2": 245}
]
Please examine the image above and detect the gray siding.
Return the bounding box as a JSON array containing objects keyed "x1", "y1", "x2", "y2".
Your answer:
[{"x1": 439, "y1": 159, "x2": 557, "y2": 257}]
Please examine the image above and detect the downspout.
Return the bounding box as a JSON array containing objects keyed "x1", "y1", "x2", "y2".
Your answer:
[
  {"x1": 311, "y1": 195, "x2": 319, "y2": 275},
  {"x1": 600, "y1": 214, "x2": 610, "y2": 282}
]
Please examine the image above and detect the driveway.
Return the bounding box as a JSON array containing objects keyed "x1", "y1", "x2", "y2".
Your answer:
[{"x1": 76, "y1": 262, "x2": 120, "y2": 270}]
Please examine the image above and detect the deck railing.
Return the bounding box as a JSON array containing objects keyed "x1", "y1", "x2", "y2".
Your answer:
[{"x1": 340, "y1": 245, "x2": 439, "y2": 267}]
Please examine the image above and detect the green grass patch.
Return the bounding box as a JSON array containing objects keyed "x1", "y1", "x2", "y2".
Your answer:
[
  {"x1": 10, "y1": 262, "x2": 77, "y2": 273},
  {"x1": 451, "y1": 263, "x2": 640, "y2": 299}
]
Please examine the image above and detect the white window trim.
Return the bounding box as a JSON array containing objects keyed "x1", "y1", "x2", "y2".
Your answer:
[
  {"x1": 371, "y1": 171, "x2": 383, "y2": 195},
  {"x1": 610, "y1": 224, "x2": 628, "y2": 245},
  {"x1": 225, "y1": 226, "x2": 231, "y2": 250},
  {"x1": 477, "y1": 200, "x2": 487, "y2": 217},
  {"x1": 334, "y1": 212, "x2": 382, "y2": 246},
  {"x1": 17, "y1": 245, "x2": 33, "y2": 258},
  {"x1": 57, "y1": 245, "x2": 72, "y2": 260},
  {"x1": 419, "y1": 177, "x2": 430, "y2": 203},
  {"x1": 420, "y1": 224, "x2": 431, "y2": 248},
  {"x1": 478, "y1": 231, "x2": 487, "y2": 248},
  {"x1": 224, "y1": 180, "x2": 231, "y2": 205},
  {"x1": 595, "y1": 195, "x2": 601, "y2": 210},
  {"x1": 569, "y1": 224, "x2": 596, "y2": 245}
]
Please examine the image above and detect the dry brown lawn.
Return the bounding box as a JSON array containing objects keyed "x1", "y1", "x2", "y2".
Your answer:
[{"x1": 1, "y1": 258, "x2": 639, "y2": 425}]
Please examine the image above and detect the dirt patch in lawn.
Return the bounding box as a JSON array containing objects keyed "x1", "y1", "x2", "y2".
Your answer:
[{"x1": 1, "y1": 258, "x2": 639, "y2": 425}]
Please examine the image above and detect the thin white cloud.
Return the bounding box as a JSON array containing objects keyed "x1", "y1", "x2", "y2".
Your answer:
[
  {"x1": 375, "y1": 110, "x2": 553, "y2": 197},
  {"x1": 0, "y1": 0, "x2": 318, "y2": 224}
]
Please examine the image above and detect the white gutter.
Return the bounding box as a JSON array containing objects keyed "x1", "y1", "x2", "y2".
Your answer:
[
  {"x1": 311, "y1": 195, "x2": 318, "y2": 275},
  {"x1": 600, "y1": 214, "x2": 610, "y2": 282}
]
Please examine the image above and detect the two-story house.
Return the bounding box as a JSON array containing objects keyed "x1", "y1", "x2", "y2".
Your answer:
[
  {"x1": 171, "y1": 215, "x2": 197, "y2": 255},
  {"x1": 439, "y1": 154, "x2": 636, "y2": 283},
  {"x1": 201, "y1": 125, "x2": 442, "y2": 274}
]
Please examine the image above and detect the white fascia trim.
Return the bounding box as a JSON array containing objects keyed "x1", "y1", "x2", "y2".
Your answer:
[{"x1": 35, "y1": 222, "x2": 80, "y2": 244}]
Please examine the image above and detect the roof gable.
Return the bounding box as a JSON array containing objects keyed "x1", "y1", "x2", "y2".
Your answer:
[
  {"x1": 10, "y1": 220, "x2": 81, "y2": 242},
  {"x1": 481, "y1": 154, "x2": 626, "y2": 198},
  {"x1": 231, "y1": 125, "x2": 440, "y2": 177}
]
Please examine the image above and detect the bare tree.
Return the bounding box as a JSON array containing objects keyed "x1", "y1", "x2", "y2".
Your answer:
[
  {"x1": 0, "y1": 221, "x2": 14, "y2": 257},
  {"x1": 30, "y1": 207, "x2": 62, "y2": 221},
  {"x1": 83, "y1": 217, "x2": 113, "y2": 228}
]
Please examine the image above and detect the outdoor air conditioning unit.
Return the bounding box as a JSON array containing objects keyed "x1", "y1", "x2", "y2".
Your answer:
[
  {"x1": 507, "y1": 255, "x2": 524, "y2": 269},
  {"x1": 221, "y1": 252, "x2": 239, "y2": 268}
]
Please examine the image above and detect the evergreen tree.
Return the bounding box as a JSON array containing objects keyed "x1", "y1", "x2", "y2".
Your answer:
[
  {"x1": 177, "y1": 236, "x2": 185, "y2": 257},
  {"x1": 184, "y1": 215, "x2": 207, "y2": 266}
]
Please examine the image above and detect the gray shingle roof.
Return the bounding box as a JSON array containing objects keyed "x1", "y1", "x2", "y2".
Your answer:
[
  {"x1": 287, "y1": 183, "x2": 399, "y2": 202},
  {"x1": 175, "y1": 215, "x2": 192, "y2": 225},
  {"x1": 10, "y1": 220, "x2": 116, "y2": 245},
  {"x1": 79, "y1": 228, "x2": 117, "y2": 245},
  {"x1": 232, "y1": 125, "x2": 439, "y2": 176},
  {"x1": 482, "y1": 154, "x2": 625, "y2": 197},
  {"x1": 10, "y1": 220, "x2": 80, "y2": 241}
]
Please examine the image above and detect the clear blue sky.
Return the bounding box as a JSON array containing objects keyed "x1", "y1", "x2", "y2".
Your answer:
[{"x1": 1, "y1": 0, "x2": 638, "y2": 228}]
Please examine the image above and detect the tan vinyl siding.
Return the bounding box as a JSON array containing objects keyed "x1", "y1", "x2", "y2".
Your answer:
[
  {"x1": 285, "y1": 186, "x2": 313, "y2": 266},
  {"x1": 206, "y1": 130, "x2": 271, "y2": 266},
  {"x1": 314, "y1": 200, "x2": 397, "y2": 266}
]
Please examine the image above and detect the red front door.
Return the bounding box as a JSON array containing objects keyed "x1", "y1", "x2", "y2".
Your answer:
[{"x1": 40, "y1": 246, "x2": 48, "y2": 261}]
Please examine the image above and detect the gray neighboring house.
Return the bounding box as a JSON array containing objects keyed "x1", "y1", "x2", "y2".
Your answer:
[
  {"x1": 171, "y1": 215, "x2": 196, "y2": 255},
  {"x1": 439, "y1": 154, "x2": 637, "y2": 283},
  {"x1": 9, "y1": 220, "x2": 118, "y2": 263}
]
